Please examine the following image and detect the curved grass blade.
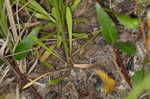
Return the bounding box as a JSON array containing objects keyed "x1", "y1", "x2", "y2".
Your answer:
[{"x1": 30, "y1": 35, "x2": 65, "y2": 63}]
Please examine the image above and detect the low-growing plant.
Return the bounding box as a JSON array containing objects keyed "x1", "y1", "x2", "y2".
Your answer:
[{"x1": 95, "y1": 2, "x2": 150, "y2": 98}]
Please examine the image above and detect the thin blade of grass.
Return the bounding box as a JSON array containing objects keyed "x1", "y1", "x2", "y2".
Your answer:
[
  {"x1": 19, "y1": 0, "x2": 55, "y2": 22},
  {"x1": 5, "y1": 0, "x2": 18, "y2": 42},
  {"x1": 66, "y1": 7, "x2": 73, "y2": 56},
  {"x1": 30, "y1": 35, "x2": 65, "y2": 63},
  {"x1": 72, "y1": 30, "x2": 100, "y2": 56}
]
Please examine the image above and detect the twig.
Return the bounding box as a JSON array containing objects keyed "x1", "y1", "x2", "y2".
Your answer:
[
  {"x1": 110, "y1": 57, "x2": 132, "y2": 90},
  {"x1": 113, "y1": 49, "x2": 132, "y2": 88},
  {"x1": 6, "y1": 58, "x2": 43, "y2": 99}
]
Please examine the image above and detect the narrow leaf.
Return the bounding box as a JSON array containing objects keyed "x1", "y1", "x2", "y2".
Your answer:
[
  {"x1": 73, "y1": 18, "x2": 88, "y2": 23},
  {"x1": 66, "y1": 7, "x2": 73, "y2": 55},
  {"x1": 34, "y1": 13, "x2": 50, "y2": 20},
  {"x1": 115, "y1": 42, "x2": 137, "y2": 55},
  {"x1": 30, "y1": 36, "x2": 65, "y2": 63},
  {"x1": 95, "y1": 3, "x2": 118, "y2": 43},
  {"x1": 72, "y1": 33, "x2": 88, "y2": 38},
  {"x1": 19, "y1": 0, "x2": 55, "y2": 22}
]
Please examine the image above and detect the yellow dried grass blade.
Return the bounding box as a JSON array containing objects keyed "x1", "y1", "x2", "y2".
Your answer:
[{"x1": 23, "y1": 71, "x2": 52, "y2": 89}]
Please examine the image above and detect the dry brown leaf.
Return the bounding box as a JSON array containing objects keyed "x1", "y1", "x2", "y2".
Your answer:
[{"x1": 93, "y1": 69, "x2": 116, "y2": 94}]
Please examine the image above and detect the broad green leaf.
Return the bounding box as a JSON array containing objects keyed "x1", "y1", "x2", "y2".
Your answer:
[
  {"x1": 95, "y1": 3, "x2": 118, "y2": 43},
  {"x1": 116, "y1": 14, "x2": 139, "y2": 29},
  {"x1": 66, "y1": 7, "x2": 73, "y2": 55},
  {"x1": 131, "y1": 68, "x2": 145, "y2": 88},
  {"x1": 14, "y1": 25, "x2": 42, "y2": 60},
  {"x1": 48, "y1": 77, "x2": 64, "y2": 86},
  {"x1": 115, "y1": 42, "x2": 136, "y2": 55},
  {"x1": 72, "y1": 33, "x2": 88, "y2": 38}
]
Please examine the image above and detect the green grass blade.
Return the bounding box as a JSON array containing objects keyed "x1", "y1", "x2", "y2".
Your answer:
[
  {"x1": 66, "y1": 7, "x2": 73, "y2": 56},
  {"x1": 30, "y1": 35, "x2": 65, "y2": 63},
  {"x1": 0, "y1": 1, "x2": 9, "y2": 38},
  {"x1": 73, "y1": 30, "x2": 100, "y2": 56},
  {"x1": 19, "y1": 0, "x2": 55, "y2": 22},
  {"x1": 72, "y1": 33, "x2": 88, "y2": 39},
  {"x1": 48, "y1": 77, "x2": 64, "y2": 86}
]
